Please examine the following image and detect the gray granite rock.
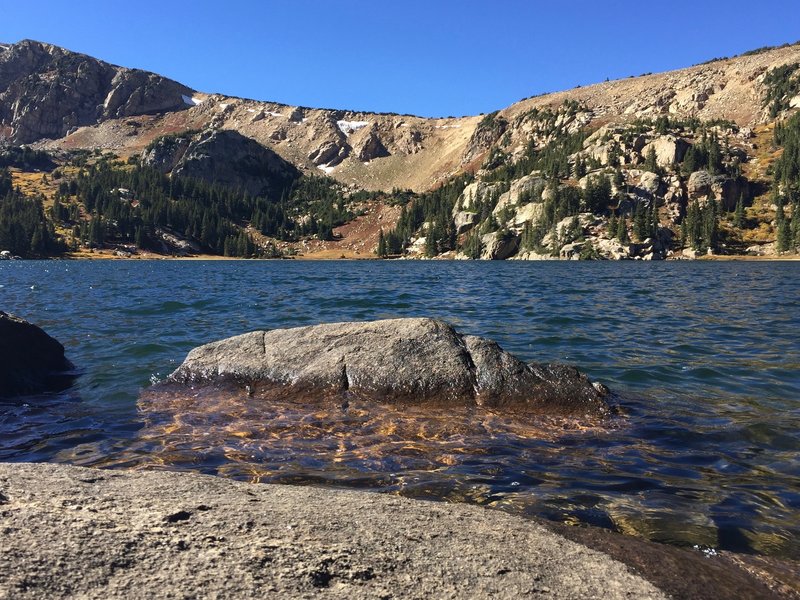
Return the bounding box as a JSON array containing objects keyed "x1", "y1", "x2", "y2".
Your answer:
[{"x1": 168, "y1": 318, "x2": 610, "y2": 417}]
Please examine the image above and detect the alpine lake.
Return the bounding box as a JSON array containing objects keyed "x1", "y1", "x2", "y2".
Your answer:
[{"x1": 1, "y1": 259, "x2": 798, "y2": 560}]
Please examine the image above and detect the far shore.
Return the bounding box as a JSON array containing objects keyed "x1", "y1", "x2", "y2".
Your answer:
[{"x1": 13, "y1": 251, "x2": 800, "y2": 262}]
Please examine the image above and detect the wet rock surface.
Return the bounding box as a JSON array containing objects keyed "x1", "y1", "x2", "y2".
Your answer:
[
  {"x1": 0, "y1": 462, "x2": 668, "y2": 599},
  {"x1": 0, "y1": 311, "x2": 74, "y2": 397},
  {"x1": 167, "y1": 318, "x2": 610, "y2": 417}
]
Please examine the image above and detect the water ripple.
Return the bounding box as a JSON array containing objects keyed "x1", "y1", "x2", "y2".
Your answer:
[{"x1": 0, "y1": 259, "x2": 799, "y2": 559}]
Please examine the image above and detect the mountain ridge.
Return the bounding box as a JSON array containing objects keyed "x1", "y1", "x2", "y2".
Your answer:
[
  {"x1": 2, "y1": 39, "x2": 800, "y2": 261},
  {"x1": 1, "y1": 39, "x2": 796, "y2": 193}
]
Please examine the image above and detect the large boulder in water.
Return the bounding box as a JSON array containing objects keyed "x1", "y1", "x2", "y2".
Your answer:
[
  {"x1": 167, "y1": 318, "x2": 610, "y2": 417},
  {"x1": 0, "y1": 311, "x2": 74, "y2": 397}
]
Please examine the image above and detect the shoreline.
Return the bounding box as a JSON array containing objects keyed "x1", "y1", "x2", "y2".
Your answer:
[
  {"x1": 4, "y1": 251, "x2": 800, "y2": 262},
  {"x1": 2, "y1": 462, "x2": 795, "y2": 599}
]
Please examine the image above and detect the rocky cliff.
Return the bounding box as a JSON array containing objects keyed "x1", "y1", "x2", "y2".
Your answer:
[{"x1": 0, "y1": 39, "x2": 194, "y2": 144}]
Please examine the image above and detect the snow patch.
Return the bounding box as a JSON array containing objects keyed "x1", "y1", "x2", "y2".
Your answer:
[
  {"x1": 317, "y1": 164, "x2": 336, "y2": 175},
  {"x1": 435, "y1": 125, "x2": 461, "y2": 129},
  {"x1": 182, "y1": 95, "x2": 203, "y2": 106},
  {"x1": 337, "y1": 120, "x2": 369, "y2": 135},
  {"x1": 268, "y1": 111, "x2": 284, "y2": 117},
  {"x1": 219, "y1": 103, "x2": 230, "y2": 110}
]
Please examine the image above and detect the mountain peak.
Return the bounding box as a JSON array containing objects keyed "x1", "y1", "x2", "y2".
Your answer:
[{"x1": 0, "y1": 40, "x2": 194, "y2": 144}]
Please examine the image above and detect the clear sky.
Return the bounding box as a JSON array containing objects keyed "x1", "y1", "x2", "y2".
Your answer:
[{"x1": 2, "y1": 0, "x2": 798, "y2": 117}]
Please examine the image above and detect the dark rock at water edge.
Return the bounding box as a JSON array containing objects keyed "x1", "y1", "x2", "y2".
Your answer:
[
  {"x1": 0, "y1": 311, "x2": 74, "y2": 397},
  {"x1": 167, "y1": 318, "x2": 610, "y2": 417}
]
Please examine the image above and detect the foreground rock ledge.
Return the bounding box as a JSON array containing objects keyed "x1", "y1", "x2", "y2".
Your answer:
[
  {"x1": 167, "y1": 318, "x2": 610, "y2": 417},
  {"x1": 0, "y1": 462, "x2": 666, "y2": 599},
  {"x1": 0, "y1": 311, "x2": 74, "y2": 397}
]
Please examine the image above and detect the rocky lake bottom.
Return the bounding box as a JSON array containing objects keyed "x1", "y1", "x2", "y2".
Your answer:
[{"x1": 1, "y1": 260, "x2": 798, "y2": 561}]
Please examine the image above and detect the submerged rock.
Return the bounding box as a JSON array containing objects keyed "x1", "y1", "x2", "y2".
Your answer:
[
  {"x1": 167, "y1": 318, "x2": 610, "y2": 417},
  {"x1": 0, "y1": 311, "x2": 74, "y2": 397}
]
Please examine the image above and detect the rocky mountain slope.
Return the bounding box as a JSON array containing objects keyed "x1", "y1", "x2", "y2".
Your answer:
[
  {"x1": 0, "y1": 40, "x2": 194, "y2": 144},
  {"x1": 1, "y1": 39, "x2": 800, "y2": 260},
  {"x1": 142, "y1": 129, "x2": 300, "y2": 198},
  {"x1": 1, "y1": 39, "x2": 795, "y2": 191}
]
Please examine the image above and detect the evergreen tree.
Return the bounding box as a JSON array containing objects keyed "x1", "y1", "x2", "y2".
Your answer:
[
  {"x1": 644, "y1": 146, "x2": 659, "y2": 174},
  {"x1": 633, "y1": 202, "x2": 648, "y2": 241},
  {"x1": 463, "y1": 228, "x2": 482, "y2": 259},
  {"x1": 775, "y1": 194, "x2": 785, "y2": 225},
  {"x1": 583, "y1": 175, "x2": 611, "y2": 214},
  {"x1": 649, "y1": 199, "x2": 659, "y2": 238},
  {"x1": 734, "y1": 193, "x2": 745, "y2": 229},
  {"x1": 776, "y1": 219, "x2": 791, "y2": 252},
  {"x1": 549, "y1": 221, "x2": 559, "y2": 255},
  {"x1": 681, "y1": 145, "x2": 699, "y2": 176},
  {"x1": 707, "y1": 134, "x2": 723, "y2": 175},
  {"x1": 613, "y1": 168, "x2": 625, "y2": 190},
  {"x1": 702, "y1": 200, "x2": 720, "y2": 252},
  {"x1": 573, "y1": 155, "x2": 586, "y2": 179},
  {"x1": 376, "y1": 228, "x2": 387, "y2": 257},
  {"x1": 616, "y1": 216, "x2": 629, "y2": 244},
  {"x1": 607, "y1": 212, "x2": 618, "y2": 238}
]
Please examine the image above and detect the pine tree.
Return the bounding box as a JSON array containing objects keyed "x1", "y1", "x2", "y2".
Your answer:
[
  {"x1": 634, "y1": 202, "x2": 648, "y2": 241},
  {"x1": 775, "y1": 195, "x2": 785, "y2": 225},
  {"x1": 616, "y1": 217, "x2": 629, "y2": 244},
  {"x1": 777, "y1": 219, "x2": 791, "y2": 252},
  {"x1": 644, "y1": 146, "x2": 659, "y2": 174},
  {"x1": 607, "y1": 212, "x2": 618, "y2": 239},
  {"x1": 734, "y1": 193, "x2": 745, "y2": 229},
  {"x1": 376, "y1": 228, "x2": 387, "y2": 257},
  {"x1": 707, "y1": 134, "x2": 723, "y2": 175},
  {"x1": 549, "y1": 221, "x2": 559, "y2": 255},
  {"x1": 463, "y1": 228, "x2": 482, "y2": 259},
  {"x1": 682, "y1": 145, "x2": 699, "y2": 176},
  {"x1": 685, "y1": 200, "x2": 702, "y2": 250},
  {"x1": 573, "y1": 155, "x2": 586, "y2": 179},
  {"x1": 791, "y1": 202, "x2": 800, "y2": 251},
  {"x1": 613, "y1": 168, "x2": 624, "y2": 190},
  {"x1": 703, "y1": 200, "x2": 719, "y2": 253}
]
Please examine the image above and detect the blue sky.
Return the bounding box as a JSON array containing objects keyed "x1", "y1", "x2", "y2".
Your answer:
[{"x1": 2, "y1": 0, "x2": 798, "y2": 117}]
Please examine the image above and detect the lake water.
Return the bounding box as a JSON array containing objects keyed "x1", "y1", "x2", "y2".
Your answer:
[{"x1": 1, "y1": 260, "x2": 799, "y2": 559}]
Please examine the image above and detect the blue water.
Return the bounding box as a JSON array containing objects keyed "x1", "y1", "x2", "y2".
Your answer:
[{"x1": 1, "y1": 260, "x2": 799, "y2": 558}]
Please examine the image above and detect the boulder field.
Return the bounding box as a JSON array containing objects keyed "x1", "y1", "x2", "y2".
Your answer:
[
  {"x1": 166, "y1": 317, "x2": 611, "y2": 418},
  {"x1": 0, "y1": 311, "x2": 74, "y2": 397}
]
